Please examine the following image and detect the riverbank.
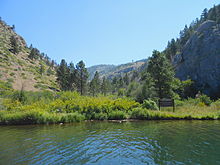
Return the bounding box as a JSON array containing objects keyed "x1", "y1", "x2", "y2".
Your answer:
[
  {"x1": 1, "y1": 91, "x2": 220, "y2": 125},
  {"x1": 1, "y1": 106, "x2": 220, "y2": 125}
]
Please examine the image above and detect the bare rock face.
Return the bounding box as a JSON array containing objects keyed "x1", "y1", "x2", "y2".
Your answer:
[{"x1": 174, "y1": 20, "x2": 220, "y2": 97}]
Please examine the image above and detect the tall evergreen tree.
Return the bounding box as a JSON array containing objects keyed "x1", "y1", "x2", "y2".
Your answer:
[
  {"x1": 147, "y1": 50, "x2": 175, "y2": 99},
  {"x1": 89, "y1": 71, "x2": 100, "y2": 96},
  {"x1": 101, "y1": 76, "x2": 108, "y2": 96},
  {"x1": 69, "y1": 62, "x2": 76, "y2": 91},
  {"x1": 57, "y1": 59, "x2": 70, "y2": 91},
  {"x1": 76, "y1": 60, "x2": 88, "y2": 95},
  {"x1": 201, "y1": 8, "x2": 208, "y2": 21}
]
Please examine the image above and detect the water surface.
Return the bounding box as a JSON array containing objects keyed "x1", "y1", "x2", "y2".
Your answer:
[{"x1": 0, "y1": 120, "x2": 220, "y2": 165}]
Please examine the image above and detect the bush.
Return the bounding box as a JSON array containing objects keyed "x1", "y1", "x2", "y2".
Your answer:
[
  {"x1": 108, "y1": 111, "x2": 127, "y2": 120},
  {"x1": 198, "y1": 94, "x2": 212, "y2": 106},
  {"x1": 130, "y1": 108, "x2": 149, "y2": 119},
  {"x1": 142, "y1": 99, "x2": 158, "y2": 110}
]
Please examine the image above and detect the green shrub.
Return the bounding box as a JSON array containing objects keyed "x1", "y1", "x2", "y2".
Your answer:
[
  {"x1": 9, "y1": 72, "x2": 15, "y2": 76},
  {"x1": 198, "y1": 94, "x2": 212, "y2": 106},
  {"x1": 93, "y1": 113, "x2": 108, "y2": 120},
  {"x1": 175, "y1": 100, "x2": 184, "y2": 107},
  {"x1": 12, "y1": 90, "x2": 27, "y2": 104},
  {"x1": 108, "y1": 111, "x2": 127, "y2": 120},
  {"x1": 60, "y1": 113, "x2": 85, "y2": 123},
  {"x1": 130, "y1": 108, "x2": 149, "y2": 119},
  {"x1": 142, "y1": 99, "x2": 158, "y2": 110}
]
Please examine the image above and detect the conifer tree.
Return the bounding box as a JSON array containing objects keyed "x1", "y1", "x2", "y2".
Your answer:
[
  {"x1": 28, "y1": 48, "x2": 40, "y2": 60},
  {"x1": 69, "y1": 62, "x2": 76, "y2": 91},
  {"x1": 201, "y1": 8, "x2": 208, "y2": 21},
  {"x1": 57, "y1": 59, "x2": 70, "y2": 91},
  {"x1": 147, "y1": 50, "x2": 175, "y2": 99},
  {"x1": 10, "y1": 36, "x2": 19, "y2": 54},
  {"x1": 123, "y1": 73, "x2": 130, "y2": 86},
  {"x1": 101, "y1": 76, "x2": 108, "y2": 96},
  {"x1": 76, "y1": 60, "x2": 88, "y2": 95},
  {"x1": 89, "y1": 71, "x2": 100, "y2": 96},
  {"x1": 39, "y1": 64, "x2": 45, "y2": 76}
]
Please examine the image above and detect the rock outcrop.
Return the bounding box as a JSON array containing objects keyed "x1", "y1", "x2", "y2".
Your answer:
[{"x1": 174, "y1": 20, "x2": 220, "y2": 97}]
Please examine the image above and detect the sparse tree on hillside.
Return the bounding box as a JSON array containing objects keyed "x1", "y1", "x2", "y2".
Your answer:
[
  {"x1": 39, "y1": 64, "x2": 45, "y2": 76},
  {"x1": 28, "y1": 48, "x2": 40, "y2": 60},
  {"x1": 201, "y1": 8, "x2": 208, "y2": 21},
  {"x1": 11, "y1": 25, "x2": 15, "y2": 31},
  {"x1": 10, "y1": 36, "x2": 19, "y2": 54}
]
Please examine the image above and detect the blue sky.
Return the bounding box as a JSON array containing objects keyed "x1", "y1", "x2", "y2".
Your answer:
[{"x1": 1, "y1": 0, "x2": 219, "y2": 67}]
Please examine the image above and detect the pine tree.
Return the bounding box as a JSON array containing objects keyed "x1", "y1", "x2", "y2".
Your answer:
[
  {"x1": 89, "y1": 71, "x2": 100, "y2": 96},
  {"x1": 39, "y1": 64, "x2": 45, "y2": 76},
  {"x1": 28, "y1": 48, "x2": 40, "y2": 60},
  {"x1": 208, "y1": 5, "x2": 217, "y2": 21},
  {"x1": 101, "y1": 76, "x2": 108, "y2": 96},
  {"x1": 76, "y1": 60, "x2": 88, "y2": 95},
  {"x1": 201, "y1": 8, "x2": 208, "y2": 21},
  {"x1": 69, "y1": 62, "x2": 76, "y2": 91},
  {"x1": 147, "y1": 50, "x2": 175, "y2": 99},
  {"x1": 10, "y1": 36, "x2": 19, "y2": 54},
  {"x1": 123, "y1": 73, "x2": 129, "y2": 86},
  {"x1": 57, "y1": 59, "x2": 70, "y2": 91}
]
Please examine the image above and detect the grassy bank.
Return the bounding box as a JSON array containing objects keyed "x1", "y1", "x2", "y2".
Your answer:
[{"x1": 1, "y1": 91, "x2": 220, "y2": 125}]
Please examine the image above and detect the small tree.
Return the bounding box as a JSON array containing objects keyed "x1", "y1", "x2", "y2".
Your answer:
[
  {"x1": 10, "y1": 36, "x2": 19, "y2": 54},
  {"x1": 39, "y1": 64, "x2": 45, "y2": 76},
  {"x1": 28, "y1": 48, "x2": 40, "y2": 60}
]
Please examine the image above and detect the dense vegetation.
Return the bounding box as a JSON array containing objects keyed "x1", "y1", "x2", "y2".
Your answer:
[{"x1": 1, "y1": 88, "x2": 220, "y2": 125}]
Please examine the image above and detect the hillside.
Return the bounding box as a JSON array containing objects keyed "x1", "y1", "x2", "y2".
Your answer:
[
  {"x1": 0, "y1": 19, "x2": 58, "y2": 91},
  {"x1": 88, "y1": 59, "x2": 147, "y2": 80}
]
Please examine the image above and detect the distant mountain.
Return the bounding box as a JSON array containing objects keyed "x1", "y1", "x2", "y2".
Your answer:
[
  {"x1": 88, "y1": 59, "x2": 147, "y2": 80},
  {"x1": 0, "y1": 19, "x2": 58, "y2": 91}
]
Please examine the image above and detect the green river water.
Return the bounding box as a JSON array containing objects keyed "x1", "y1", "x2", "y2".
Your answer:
[{"x1": 0, "y1": 120, "x2": 220, "y2": 165}]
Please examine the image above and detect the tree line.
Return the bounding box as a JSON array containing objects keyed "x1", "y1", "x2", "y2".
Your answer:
[{"x1": 56, "y1": 49, "x2": 195, "y2": 102}]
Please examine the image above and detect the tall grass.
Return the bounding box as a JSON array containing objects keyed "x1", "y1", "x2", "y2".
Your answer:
[{"x1": 0, "y1": 90, "x2": 220, "y2": 125}]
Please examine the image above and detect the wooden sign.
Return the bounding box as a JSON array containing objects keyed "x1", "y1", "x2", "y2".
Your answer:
[{"x1": 159, "y1": 98, "x2": 175, "y2": 112}]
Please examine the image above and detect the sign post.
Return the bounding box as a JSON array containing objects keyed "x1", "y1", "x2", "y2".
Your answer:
[{"x1": 159, "y1": 98, "x2": 175, "y2": 112}]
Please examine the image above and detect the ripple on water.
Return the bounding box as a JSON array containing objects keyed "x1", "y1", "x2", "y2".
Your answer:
[{"x1": 1, "y1": 121, "x2": 220, "y2": 165}]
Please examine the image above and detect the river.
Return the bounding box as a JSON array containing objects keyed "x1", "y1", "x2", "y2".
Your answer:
[{"x1": 0, "y1": 120, "x2": 220, "y2": 165}]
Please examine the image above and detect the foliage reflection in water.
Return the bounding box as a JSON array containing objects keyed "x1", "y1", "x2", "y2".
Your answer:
[{"x1": 0, "y1": 120, "x2": 220, "y2": 165}]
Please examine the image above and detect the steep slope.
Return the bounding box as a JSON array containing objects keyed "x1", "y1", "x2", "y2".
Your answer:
[
  {"x1": 173, "y1": 20, "x2": 220, "y2": 97},
  {"x1": 88, "y1": 59, "x2": 147, "y2": 80},
  {"x1": 0, "y1": 19, "x2": 58, "y2": 91}
]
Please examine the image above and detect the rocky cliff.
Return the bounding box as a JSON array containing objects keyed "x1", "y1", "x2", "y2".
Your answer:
[{"x1": 174, "y1": 20, "x2": 220, "y2": 97}]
